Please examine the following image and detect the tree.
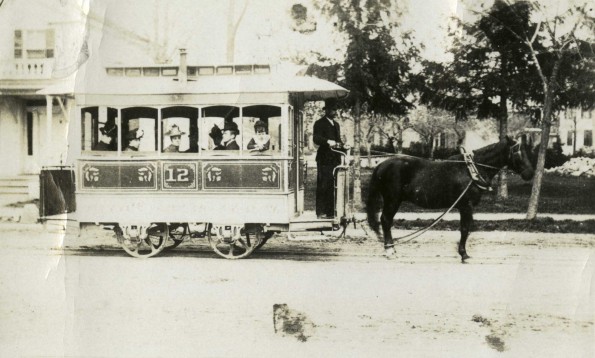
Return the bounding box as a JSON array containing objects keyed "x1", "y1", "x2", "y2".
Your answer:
[
  {"x1": 418, "y1": 0, "x2": 541, "y2": 200},
  {"x1": 311, "y1": 0, "x2": 418, "y2": 206},
  {"x1": 365, "y1": 113, "x2": 410, "y2": 154},
  {"x1": 408, "y1": 107, "x2": 459, "y2": 158},
  {"x1": 513, "y1": 1, "x2": 594, "y2": 219},
  {"x1": 465, "y1": 0, "x2": 593, "y2": 218}
]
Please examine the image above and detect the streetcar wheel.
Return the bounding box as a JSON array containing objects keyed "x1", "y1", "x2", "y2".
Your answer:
[
  {"x1": 208, "y1": 225, "x2": 262, "y2": 259},
  {"x1": 116, "y1": 223, "x2": 168, "y2": 258},
  {"x1": 165, "y1": 223, "x2": 189, "y2": 251}
]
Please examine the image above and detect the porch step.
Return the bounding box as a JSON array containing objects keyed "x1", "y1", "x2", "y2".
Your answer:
[
  {"x1": 0, "y1": 187, "x2": 29, "y2": 194},
  {"x1": 0, "y1": 175, "x2": 39, "y2": 207},
  {"x1": 0, "y1": 176, "x2": 38, "y2": 198},
  {"x1": 0, "y1": 194, "x2": 30, "y2": 207},
  {"x1": 0, "y1": 180, "x2": 32, "y2": 187}
]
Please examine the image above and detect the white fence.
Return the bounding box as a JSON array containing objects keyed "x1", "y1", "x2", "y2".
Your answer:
[{"x1": 0, "y1": 59, "x2": 54, "y2": 79}]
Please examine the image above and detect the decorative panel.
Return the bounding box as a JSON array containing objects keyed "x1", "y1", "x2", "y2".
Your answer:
[
  {"x1": 80, "y1": 162, "x2": 157, "y2": 190},
  {"x1": 203, "y1": 162, "x2": 281, "y2": 190}
]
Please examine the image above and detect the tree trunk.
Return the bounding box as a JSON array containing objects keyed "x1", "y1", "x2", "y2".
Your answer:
[
  {"x1": 497, "y1": 61, "x2": 509, "y2": 200},
  {"x1": 366, "y1": 142, "x2": 372, "y2": 169},
  {"x1": 396, "y1": 127, "x2": 403, "y2": 153},
  {"x1": 428, "y1": 135, "x2": 435, "y2": 159},
  {"x1": 573, "y1": 116, "x2": 577, "y2": 155},
  {"x1": 527, "y1": 60, "x2": 561, "y2": 219},
  {"x1": 526, "y1": 94, "x2": 552, "y2": 219},
  {"x1": 353, "y1": 97, "x2": 362, "y2": 207},
  {"x1": 497, "y1": 127, "x2": 509, "y2": 199}
]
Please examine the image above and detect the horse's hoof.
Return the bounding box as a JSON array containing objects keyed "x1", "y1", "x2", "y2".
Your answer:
[
  {"x1": 385, "y1": 247, "x2": 397, "y2": 259},
  {"x1": 461, "y1": 254, "x2": 471, "y2": 263}
]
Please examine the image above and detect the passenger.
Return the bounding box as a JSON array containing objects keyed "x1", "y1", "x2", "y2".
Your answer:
[
  {"x1": 94, "y1": 122, "x2": 117, "y2": 151},
  {"x1": 247, "y1": 120, "x2": 270, "y2": 152},
  {"x1": 124, "y1": 128, "x2": 143, "y2": 151},
  {"x1": 163, "y1": 124, "x2": 185, "y2": 153},
  {"x1": 313, "y1": 98, "x2": 343, "y2": 219},
  {"x1": 209, "y1": 124, "x2": 224, "y2": 150},
  {"x1": 221, "y1": 121, "x2": 240, "y2": 150}
]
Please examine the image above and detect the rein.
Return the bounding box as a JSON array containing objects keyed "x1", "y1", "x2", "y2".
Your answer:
[
  {"x1": 381, "y1": 180, "x2": 474, "y2": 248},
  {"x1": 367, "y1": 149, "x2": 503, "y2": 170}
]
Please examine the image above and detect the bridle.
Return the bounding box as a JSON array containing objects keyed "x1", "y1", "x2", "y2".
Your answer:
[{"x1": 509, "y1": 140, "x2": 523, "y2": 163}]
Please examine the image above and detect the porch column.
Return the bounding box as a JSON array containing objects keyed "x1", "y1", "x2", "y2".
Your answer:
[{"x1": 45, "y1": 95, "x2": 53, "y2": 167}]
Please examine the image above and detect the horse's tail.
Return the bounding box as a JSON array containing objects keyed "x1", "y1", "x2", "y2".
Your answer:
[{"x1": 366, "y1": 166, "x2": 382, "y2": 234}]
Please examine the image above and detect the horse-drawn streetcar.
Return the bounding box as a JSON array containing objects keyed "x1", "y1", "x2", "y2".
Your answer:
[{"x1": 40, "y1": 55, "x2": 352, "y2": 259}]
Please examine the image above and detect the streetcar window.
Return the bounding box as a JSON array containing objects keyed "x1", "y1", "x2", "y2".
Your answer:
[
  {"x1": 82, "y1": 106, "x2": 118, "y2": 152},
  {"x1": 161, "y1": 106, "x2": 199, "y2": 154},
  {"x1": 201, "y1": 106, "x2": 241, "y2": 153},
  {"x1": 121, "y1": 107, "x2": 157, "y2": 153},
  {"x1": 242, "y1": 105, "x2": 281, "y2": 155}
]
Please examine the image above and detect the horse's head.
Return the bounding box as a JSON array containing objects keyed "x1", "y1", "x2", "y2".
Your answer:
[{"x1": 507, "y1": 135, "x2": 534, "y2": 181}]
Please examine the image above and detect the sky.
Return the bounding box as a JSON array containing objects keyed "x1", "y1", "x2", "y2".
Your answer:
[
  {"x1": 402, "y1": 0, "x2": 459, "y2": 62},
  {"x1": 3, "y1": 0, "x2": 587, "y2": 67},
  {"x1": 81, "y1": 0, "x2": 459, "y2": 66},
  {"x1": 4, "y1": 0, "x2": 548, "y2": 69}
]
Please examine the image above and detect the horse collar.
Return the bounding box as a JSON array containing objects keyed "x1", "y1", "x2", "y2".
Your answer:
[{"x1": 460, "y1": 147, "x2": 493, "y2": 191}]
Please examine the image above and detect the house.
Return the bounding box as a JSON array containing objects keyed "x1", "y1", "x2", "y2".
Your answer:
[
  {"x1": 557, "y1": 107, "x2": 594, "y2": 155},
  {"x1": 0, "y1": 0, "x2": 86, "y2": 203}
]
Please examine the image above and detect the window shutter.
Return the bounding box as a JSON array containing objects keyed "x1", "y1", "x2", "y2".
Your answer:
[
  {"x1": 584, "y1": 130, "x2": 593, "y2": 147},
  {"x1": 14, "y1": 30, "x2": 22, "y2": 58},
  {"x1": 45, "y1": 29, "x2": 55, "y2": 58}
]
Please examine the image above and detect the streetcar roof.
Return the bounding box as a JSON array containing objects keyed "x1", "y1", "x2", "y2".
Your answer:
[{"x1": 38, "y1": 64, "x2": 348, "y2": 101}]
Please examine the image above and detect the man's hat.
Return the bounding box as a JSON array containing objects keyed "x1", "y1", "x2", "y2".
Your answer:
[
  {"x1": 223, "y1": 121, "x2": 239, "y2": 134},
  {"x1": 323, "y1": 98, "x2": 338, "y2": 111},
  {"x1": 99, "y1": 122, "x2": 117, "y2": 136},
  {"x1": 254, "y1": 120, "x2": 267, "y2": 131},
  {"x1": 164, "y1": 124, "x2": 186, "y2": 137}
]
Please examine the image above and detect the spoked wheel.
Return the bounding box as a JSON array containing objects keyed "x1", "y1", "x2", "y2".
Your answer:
[
  {"x1": 116, "y1": 223, "x2": 168, "y2": 258},
  {"x1": 165, "y1": 223, "x2": 189, "y2": 251},
  {"x1": 208, "y1": 225, "x2": 263, "y2": 259}
]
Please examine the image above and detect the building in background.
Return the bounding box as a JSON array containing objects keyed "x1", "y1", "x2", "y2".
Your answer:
[
  {"x1": 0, "y1": 0, "x2": 87, "y2": 202},
  {"x1": 557, "y1": 107, "x2": 594, "y2": 155}
]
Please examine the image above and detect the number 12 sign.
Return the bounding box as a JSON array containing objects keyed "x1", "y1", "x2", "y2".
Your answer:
[{"x1": 162, "y1": 162, "x2": 197, "y2": 190}]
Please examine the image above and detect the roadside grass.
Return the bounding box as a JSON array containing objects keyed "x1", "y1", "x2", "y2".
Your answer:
[{"x1": 305, "y1": 168, "x2": 595, "y2": 233}]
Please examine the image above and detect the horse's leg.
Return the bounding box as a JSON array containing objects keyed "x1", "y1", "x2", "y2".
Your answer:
[
  {"x1": 458, "y1": 204, "x2": 473, "y2": 263},
  {"x1": 381, "y1": 201, "x2": 401, "y2": 258}
]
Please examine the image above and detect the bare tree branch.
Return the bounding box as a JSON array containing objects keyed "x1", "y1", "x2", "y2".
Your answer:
[{"x1": 530, "y1": 21, "x2": 541, "y2": 44}]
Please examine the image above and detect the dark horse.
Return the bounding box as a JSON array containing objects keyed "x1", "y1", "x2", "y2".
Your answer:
[{"x1": 366, "y1": 136, "x2": 535, "y2": 262}]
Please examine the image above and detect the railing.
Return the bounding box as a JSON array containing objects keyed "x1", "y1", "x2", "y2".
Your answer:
[{"x1": 0, "y1": 59, "x2": 54, "y2": 79}]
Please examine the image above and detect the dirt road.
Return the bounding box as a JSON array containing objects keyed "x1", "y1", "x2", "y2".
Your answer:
[{"x1": 0, "y1": 227, "x2": 593, "y2": 357}]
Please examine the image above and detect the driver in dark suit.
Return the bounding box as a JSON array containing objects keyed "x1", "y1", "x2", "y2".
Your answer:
[{"x1": 313, "y1": 98, "x2": 343, "y2": 219}]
